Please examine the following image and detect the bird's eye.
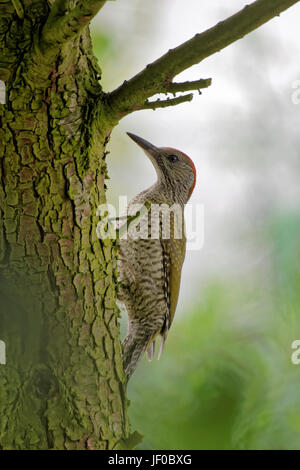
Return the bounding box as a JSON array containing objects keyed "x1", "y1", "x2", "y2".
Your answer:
[{"x1": 167, "y1": 154, "x2": 178, "y2": 163}]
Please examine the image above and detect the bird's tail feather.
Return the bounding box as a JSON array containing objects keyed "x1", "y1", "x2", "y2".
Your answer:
[
  {"x1": 122, "y1": 332, "x2": 153, "y2": 380},
  {"x1": 158, "y1": 332, "x2": 167, "y2": 360},
  {"x1": 146, "y1": 341, "x2": 155, "y2": 361}
]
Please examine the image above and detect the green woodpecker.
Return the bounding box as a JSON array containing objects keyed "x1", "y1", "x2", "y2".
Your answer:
[{"x1": 118, "y1": 132, "x2": 196, "y2": 380}]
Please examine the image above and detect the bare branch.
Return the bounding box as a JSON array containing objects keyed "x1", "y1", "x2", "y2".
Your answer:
[
  {"x1": 106, "y1": 0, "x2": 300, "y2": 118},
  {"x1": 41, "y1": 0, "x2": 107, "y2": 51},
  {"x1": 165, "y1": 79, "x2": 212, "y2": 94},
  {"x1": 139, "y1": 94, "x2": 194, "y2": 111}
]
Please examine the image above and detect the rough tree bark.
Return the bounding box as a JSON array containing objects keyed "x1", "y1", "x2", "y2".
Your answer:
[{"x1": 0, "y1": 0, "x2": 298, "y2": 450}]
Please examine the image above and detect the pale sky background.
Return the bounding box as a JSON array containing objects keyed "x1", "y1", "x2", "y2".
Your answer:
[{"x1": 91, "y1": 1, "x2": 300, "y2": 313}]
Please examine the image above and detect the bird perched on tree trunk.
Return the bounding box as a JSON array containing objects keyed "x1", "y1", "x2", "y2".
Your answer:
[{"x1": 118, "y1": 132, "x2": 196, "y2": 380}]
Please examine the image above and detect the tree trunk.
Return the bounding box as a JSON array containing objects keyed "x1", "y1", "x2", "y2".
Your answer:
[{"x1": 0, "y1": 0, "x2": 128, "y2": 450}]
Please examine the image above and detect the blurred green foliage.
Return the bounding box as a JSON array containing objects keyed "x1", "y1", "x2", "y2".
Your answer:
[
  {"x1": 90, "y1": 28, "x2": 116, "y2": 78},
  {"x1": 127, "y1": 212, "x2": 300, "y2": 450}
]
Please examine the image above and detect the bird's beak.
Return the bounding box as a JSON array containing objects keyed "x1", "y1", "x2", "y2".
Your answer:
[{"x1": 127, "y1": 132, "x2": 160, "y2": 159}]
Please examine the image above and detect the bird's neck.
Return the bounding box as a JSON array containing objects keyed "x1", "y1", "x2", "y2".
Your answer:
[{"x1": 141, "y1": 180, "x2": 189, "y2": 206}]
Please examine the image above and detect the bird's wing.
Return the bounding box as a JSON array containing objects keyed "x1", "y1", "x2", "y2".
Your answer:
[
  {"x1": 159, "y1": 214, "x2": 186, "y2": 357},
  {"x1": 163, "y1": 236, "x2": 186, "y2": 327}
]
